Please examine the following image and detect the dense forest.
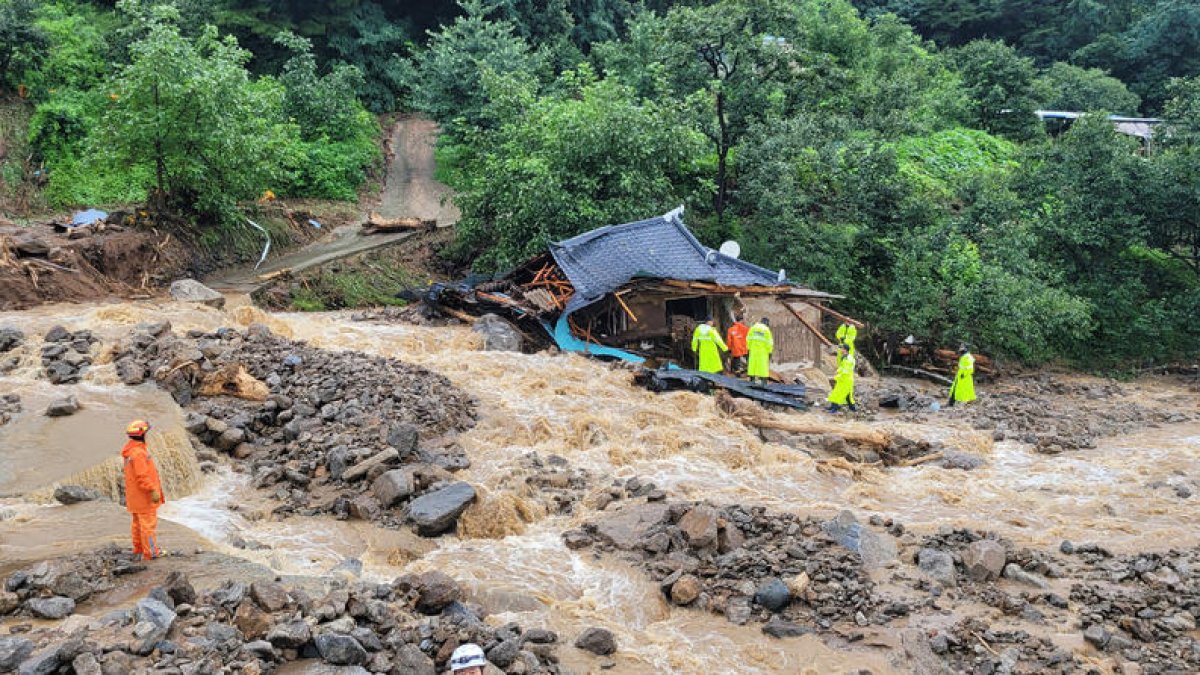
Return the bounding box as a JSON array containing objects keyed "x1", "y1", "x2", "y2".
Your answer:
[{"x1": 2, "y1": 0, "x2": 1199, "y2": 366}]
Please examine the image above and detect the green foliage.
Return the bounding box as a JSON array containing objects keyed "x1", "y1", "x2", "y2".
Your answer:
[
  {"x1": 893, "y1": 128, "x2": 1016, "y2": 199},
  {"x1": 951, "y1": 40, "x2": 1042, "y2": 140},
  {"x1": 0, "y1": 0, "x2": 46, "y2": 90},
  {"x1": 325, "y1": 2, "x2": 413, "y2": 112},
  {"x1": 1033, "y1": 62, "x2": 1140, "y2": 114},
  {"x1": 454, "y1": 75, "x2": 706, "y2": 270}
]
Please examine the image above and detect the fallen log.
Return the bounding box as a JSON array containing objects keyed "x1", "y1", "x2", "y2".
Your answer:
[
  {"x1": 361, "y1": 212, "x2": 436, "y2": 234},
  {"x1": 715, "y1": 390, "x2": 891, "y2": 448},
  {"x1": 882, "y1": 365, "x2": 953, "y2": 386},
  {"x1": 897, "y1": 451, "x2": 943, "y2": 467}
]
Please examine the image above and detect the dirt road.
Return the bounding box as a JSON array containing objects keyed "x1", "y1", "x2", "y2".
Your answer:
[{"x1": 206, "y1": 116, "x2": 459, "y2": 293}]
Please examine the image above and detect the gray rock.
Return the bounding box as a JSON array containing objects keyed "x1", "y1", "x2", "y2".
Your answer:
[
  {"x1": 244, "y1": 640, "x2": 276, "y2": 660},
  {"x1": 373, "y1": 469, "x2": 415, "y2": 507},
  {"x1": 591, "y1": 502, "x2": 670, "y2": 550},
  {"x1": 326, "y1": 446, "x2": 353, "y2": 480},
  {"x1": 1003, "y1": 563, "x2": 1049, "y2": 589},
  {"x1": 753, "y1": 578, "x2": 791, "y2": 611},
  {"x1": 169, "y1": 279, "x2": 226, "y2": 309},
  {"x1": 522, "y1": 629, "x2": 557, "y2": 644},
  {"x1": 574, "y1": 627, "x2": 616, "y2": 656},
  {"x1": 27, "y1": 595, "x2": 75, "y2": 619},
  {"x1": 487, "y1": 637, "x2": 521, "y2": 668},
  {"x1": 71, "y1": 652, "x2": 101, "y2": 675},
  {"x1": 408, "y1": 571, "x2": 461, "y2": 614},
  {"x1": 762, "y1": 617, "x2": 814, "y2": 639},
  {"x1": 215, "y1": 428, "x2": 246, "y2": 452},
  {"x1": 43, "y1": 396, "x2": 80, "y2": 417},
  {"x1": 348, "y1": 495, "x2": 381, "y2": 521},
  {"x1": 822, "y1": 510, "x2": 897, "y2": 568},
  {"x1": 342, "y1": 449, "x2": 398, "y2": 482},
  {"x1": 1084, "y1": 624, "x2": 1110, "y2": 648},
  {"x1": 0, "y1": 636, "x2": 34, "y2": 672},
  {"x1": 408, "y1": 481, "x2": 476, "y2": 535},
  {"x1": 962, "y1": 540, "x2": 1006, "y2": 582},
  {"x1": 386, "y1": 423, "x2": 419, "y2": 456},
  {"x1": 472, "y1": 314, "x2": 523, "y2": 351},
  {"x1": 164, "y1": 571, "x2": 196, "y2": 606},
  {"x1": 266, "y1": 620, "x2": 311, "y2": 648},
  {"x1": 250, "y1": 581, "x2": 289, "y2": 612},
  {"x1": 43, "y1": 326, "x2": 70, "y2": 343},
  {"x1": 14, "y1": 237, "x2": 50, "y2": 257},
  {"x1": 725, "y1": 596, "x2": 752, "y2": 625},
  {"x1": 0, "y1": 327, "x2": 24, "y2": 353},
  {"x1": 315, "y1": 633, "x2": 368, "y2": 666},
  {"x1": 393, "y1": 644, "x2": 435, "y2": 675},
  {"x1": 114, "y1": 358, "x2": 146, "y2": 385},
  {"x1": 133, "y1": 598, "x2": 177, "y2": 654},
  {"x1": 917, "y1": 548, "x2": 957, "y2": 587},
  {"x1": 16, "y1": 646, "x2": 60, "y2": 675},
  {"x1": 53, "y1": 485, "x2": 99, "y2": 505}
]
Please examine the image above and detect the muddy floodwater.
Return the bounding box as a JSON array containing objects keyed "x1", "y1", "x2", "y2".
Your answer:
[{"x1": 1, "y1": 298, "x2": 1198, "y2": 674}]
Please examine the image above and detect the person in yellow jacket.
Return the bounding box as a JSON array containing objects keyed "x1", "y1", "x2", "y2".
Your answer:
[
  {"x1": 835, "y1": 322, "x2": 857, "y2": 356},
  {"x1": 948, "y1": 344, "x2": 976, "y2": 405},
  {"x1": 746, "y1": 318, "x2": 773, "y2": 383},
  {"x1": 826, "y1": 343, "x2": 857, "y2": 413},
  {"x1": 691, "y1": 318, "x2": 728, "y2": 373}
]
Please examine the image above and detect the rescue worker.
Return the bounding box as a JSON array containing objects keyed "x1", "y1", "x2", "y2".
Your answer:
[
  {"x1": 836, "y1": 322, "x2": 858, "y2": 357},
  {"x1": 449, "y1": 643, "x2": 488, "y2": 674},
  {"x1": 948, "y1": 344, "x2": 976, "y2": 406},
  {"x1": 726, "y1": 314, "x2": 749, "y2": 376},
  {"x1": 746, "y1": 317, "x2": 773, "y2": 383},
  {"x1": 691, "y1": 317, "x2": 728, "y2": 374},
  {"x1": 826, "y1": 343, "x2": 857, "y2": 413},
  {"x1": 122, "y1": 420, "x2": 165, "y2": 560}
]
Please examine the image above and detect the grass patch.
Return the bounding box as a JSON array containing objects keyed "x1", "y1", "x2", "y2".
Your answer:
[
  {"x1": 433, "y1": 139, "x2": 469, "y2": 189},
  {"x1": 287, "y1": 265, "x2": 414, "y2": 311}
]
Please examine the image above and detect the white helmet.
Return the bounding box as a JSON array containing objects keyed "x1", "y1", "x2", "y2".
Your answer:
[{"x1": 449, "y1": 643, "x2": 487, "y2": 672}]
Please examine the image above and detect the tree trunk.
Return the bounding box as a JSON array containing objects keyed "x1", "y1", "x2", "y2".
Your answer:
[{"x1": 715, "y1": 89, "x2": 729, "y2": 222}]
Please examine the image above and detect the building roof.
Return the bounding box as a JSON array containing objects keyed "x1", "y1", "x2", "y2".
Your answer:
[
  {"x1": 1035, "y1": 110, "x2": 1163, "y2": 140},
  {"x1": 549, "y1": 207, "x2": 821, "y2": 313}
]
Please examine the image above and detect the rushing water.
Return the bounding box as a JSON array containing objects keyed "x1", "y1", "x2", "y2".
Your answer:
[{"x1": 2, "y1": 298, "x2": 1198, "y2": 672}]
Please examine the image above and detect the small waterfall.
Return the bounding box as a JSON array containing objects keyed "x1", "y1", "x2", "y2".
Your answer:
[{"x1": 30, "y1": 427, "x2": 202, "y2": 504}]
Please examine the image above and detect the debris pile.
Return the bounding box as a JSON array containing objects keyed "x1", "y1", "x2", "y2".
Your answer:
[{"x1": 40, "y1": 325, "x2": 97, "y2": 384}]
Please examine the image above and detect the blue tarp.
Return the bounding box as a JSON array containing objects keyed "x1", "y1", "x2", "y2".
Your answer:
[
  {"x1": 546, "y1": 316, "x2": 646, "y2": 364},
  {"x1": 70, "y1": 209, "x2": 107, "y2": 227}
]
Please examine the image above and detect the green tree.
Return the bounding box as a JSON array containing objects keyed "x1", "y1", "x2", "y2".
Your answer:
[
  {"x1": 1033, "y1": 62, "x2": 1140, "y2": 113},
  {"x1": 0, "y1": 0, "x2": 46, "y2": 90},
  {"x1": 325, "y1": 2, "x2": 413, "y2": 112},
  {"x1": 94, "y1": 2, "x2": 294, "y2": 220},
  {"x1": 952, "y1": 40, "x2": 1042, "y2": 140},
  {"x1": 407, "y1": 0, "x2": 543, "y2": 132}
]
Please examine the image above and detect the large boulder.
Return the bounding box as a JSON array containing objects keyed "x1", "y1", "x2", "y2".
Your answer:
[
  {"x1": 400, "y1": 571, "x2": 462, "y2": 615},
  {"x1": 53, "y1": 485, "x2": 99, "y2": 505},
  {"x1": 43, "y1": 396, "x2": 80, "y2": 417},
  {"x1": 132, "y1": 598, "x2": 176, "y2": 655},
  {"x1": 822, "y1": 510, "x2": 897, "y2": 569},
  {"x1": 472, "y1": 314, "x2": 523, "y2": 352},
  {"x1": 917, "y1": 548, "x2": 957, "y2": 587},
  {"x1": 315, "y1": 633, "x2": 367, "y2": 666},
  {"x1": 250, "y1": 581, "x2": 289, "y2": 612},
  {"x1": 386, "y1": 423, "x2": 419, "y2": 456},
  {"x1": 676, "y1": 505, "x2": 719, "y2": 549},
  {"x1": 0, "y1": 327, "x2": 24, "y2": 353},
  {"x1": 407, "y1": 481, "x2": 476, "y2": 535},
  {"x1": 574, "y1": 627, "x2": 616, "y2": 656},
  {"x1": 591, "y1": 502, "x2": 670, "y2": 550},
  {"x1": 0, "y1": 636, "x2": 33, "y2": 672},
  {"x1": 266, "y1": 620, "x2": 311, "y2": 648},
  {"x1": 169, "y1": 279, "x2": 226, "y2": 309},
  {"x1": 27, "y1": 596, "x2": 75, "y2": 620},
  {"x1": 962, "y1": 540, "x2": 1007, "y2": 582},
  {"x1": 373, "y1": 469, "x2": 415, "y2": 507}
]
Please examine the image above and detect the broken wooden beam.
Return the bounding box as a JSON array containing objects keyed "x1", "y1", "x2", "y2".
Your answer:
[
  {"x1": 802, "y1": 300, "x2": 864, "y2": 328},
  {"x1": 781, "y1": 301, "x2": 834, "y2": 347},
  {"x1": 361, "y1": 212, "x2": 436, "y2": 234}
]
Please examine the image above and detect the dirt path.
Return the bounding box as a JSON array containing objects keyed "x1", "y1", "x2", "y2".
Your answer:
[{"x1": 206, "y1": 116, "x2": 459, "y2": 293}]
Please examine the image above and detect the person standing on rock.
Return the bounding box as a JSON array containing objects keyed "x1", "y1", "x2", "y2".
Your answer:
[
  {"x1": 691, "y1": 317, "x2": 728, "y2": 374},
  {"x1": 449, "y1": 643, "x2": 488, "y2": 674},
  {"x1": 726, "y1": 314, "x2": 749, "y2": 376},
  {"x1": 948, "y1": 344, "x2": 976, "y2": 406},
  {"x1": 746, "y1": 317, "x2": 774, "y2": 384},
  {"x1": 826, "y1": 343, "x2": 857, "y2": 413},
  {"x1": 122, "y1": 420, "x2": 165, "y2": 560}
]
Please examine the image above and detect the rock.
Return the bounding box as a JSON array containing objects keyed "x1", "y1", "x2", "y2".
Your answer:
[
  {"x1": 0, "y1": 590, "x2": 19, "y2": 614},
  {"x1": 250, "y1": 581, "x2": 289, "y2": 612},
  {"x1": 786, "y1": 572, "x2": 810, "y2": 598},
  {"x1": 244, "y1": 640, "x2": 276, "y2": 660},
  {"x1": 133, "y1": 598, "x2": 176, "y2": 655},
  {"x1": 43, "y1": 326, "x2": 70, "y2": 343},
  {"x1": 0, "y1": 327, "x2": 23, "y2": 353},
  {"x1": 169, "y1": 279, "x2": 226, "y2": 309},
  {"x1": 408, "y1": 481, "x2": 476, "y2": 535},
  {"x1": 962, "y1": 540, "x2": 1006, "y2": 581},
  {"x1": 114, "y1": 357, "x2": 146, "y2": 385},
  {"x1": 929, "y1": 634, "x2": 950, "y2": 654},
  {"x1": 822, "y1": 510, "x2": 897, "y2": 569},
  {"x1": 71, "y1": 652, "x2": 101, "y2": 675},
  {"x1": 393, "y1": 644, "x2": 435, "y2": 675},
  {"x1": 408, "y1": 571, "x2": 461, "y2": 614},
  {"x1": 0, "y1": 636, "x2": 34, "y2": 672},
  {"x1": 315, "y1": 633, "x2": 368, "y2": 666},
  {"x1": 373, "y1": 469, "x2": 415, "y2": 507},
  {"x1": 16, "y1": 645, "x2": 62, "y2": 675},
  {"x1": 43, "y1": 396, "x2": 80, "y2": 417},
  {"x1": 266, "y1": 620, "x2": 311, "y2": 648},
  {"x1": 27, "y1": 596, "x2": 75, "y2": 619},
  {"x1": 53, "y1": 485, "x2": 99, "y2": 505},
  {"x1": 349, "y1": 495, "x2": 381, "y2": 521},
  {"x1": 562, "y1": 529, "x2": 593, "y2": 550},
  {"x1": 386, "y1": 423, "x2": 419, "y2": 456},
  {"x1": 487, "y1": 638, "x2": 521, "y2": 668},
  {"x1": 592, "y1": 502, "x2": 670, "y2": 550},
  {"x1": 917, "y1": 548, "x2": 957, "y2": 587},
  {"x1": 326, "y1": 447, "x2": 353, "y2": 481},
  {"x1": 472, "y1": 314, "x2": 523, "y2": 351},
  {"x1": 1003, "y1": 563, "x2": 1049, "y2": 589},
  {"x1": 14, "y1": 236, "x2": 50, "y2": 257},
  {"x1": 234, "y1": 601, "x2": 272, "y2": 639},
  {"x1": 753, "y1": 578, "x2": 791, "y2": 612},
  {"x1": 342, "y1": 449, "x2": 399, "y2": 482},
  {"x1": 717, "y1": 522, "x2": 744, "y2": 553},
  {"x1": 762, "y1": 617, "x2": 814, "y2": 639},
  {"x1": 1084, "y1": 624, "x2": 1110, "y2": 648},
  {"x1": 677, "y1": 505, "x2": 719, "y2": 549},
  {"x1": 215, "y1": 428, "x2": 246, "y2": 452},
  {"x1": 670, "y1": 575, "x2": 701, "y2": 606},
  {"x1": 574, "y1": 627, "x2": 617, "y2": 656},
  {"x1": 523, "y1": 629, "x2": 557, "y2": 644},
  {"x1": 725, "y1": 596, "x2": 752, "y2": 625}
]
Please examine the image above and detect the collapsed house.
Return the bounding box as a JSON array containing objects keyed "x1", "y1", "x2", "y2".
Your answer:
[{"x1": 426, "y1": 207, "x2": 853, "y2": 373}]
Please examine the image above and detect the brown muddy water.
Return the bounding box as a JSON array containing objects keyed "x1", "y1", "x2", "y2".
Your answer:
[{"x1": 1, "y1": 298, "x2": 1198, "y2": 673}]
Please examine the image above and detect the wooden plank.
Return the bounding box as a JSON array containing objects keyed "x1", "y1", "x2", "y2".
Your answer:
[
  {"x1": 803, "y1": 300, "x2": 864, "y2": 328},
  {"x1": 781, "y1": 301, "x2": 833, "y2": 347},
  {"x1": 613, "y1": 292, "x2": 638, "y2": 323}
]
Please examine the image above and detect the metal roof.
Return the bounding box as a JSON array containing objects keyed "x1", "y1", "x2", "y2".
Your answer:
[{"x1": 549, "y1": 207, "x2": 808, "y2": 313}]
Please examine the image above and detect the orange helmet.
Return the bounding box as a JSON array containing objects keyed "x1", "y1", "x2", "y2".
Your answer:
[{"x1": 126, "y1": 419, "x2": 150, "y2": 437}]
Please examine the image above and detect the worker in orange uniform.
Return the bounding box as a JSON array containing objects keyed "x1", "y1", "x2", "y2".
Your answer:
[
  {"x1": 726, "y1": 314, "x2": 749, "y2": 376},
  {"x1": 122, "y1": 420, "x2": 165, "y2": 560}
]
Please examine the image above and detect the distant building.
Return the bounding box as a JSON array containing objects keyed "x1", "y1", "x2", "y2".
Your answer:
[{"x1": 1036, "y1": 110, "x2": 1163, "y2": 152}]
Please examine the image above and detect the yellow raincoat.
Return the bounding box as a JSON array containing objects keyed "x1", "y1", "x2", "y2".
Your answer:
[
  {"x1": 746, "y1": 322, "x2": 773, "y2": 379},
  {"x1": 691, "y1": 323, "x2": 727, "y2": 373},
  {"x1": 827, "y1": 351, "x2": 856, "y2": 405},
  {"x1": 951, "y1": 352, "x2": 976, "y2": 403}
]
